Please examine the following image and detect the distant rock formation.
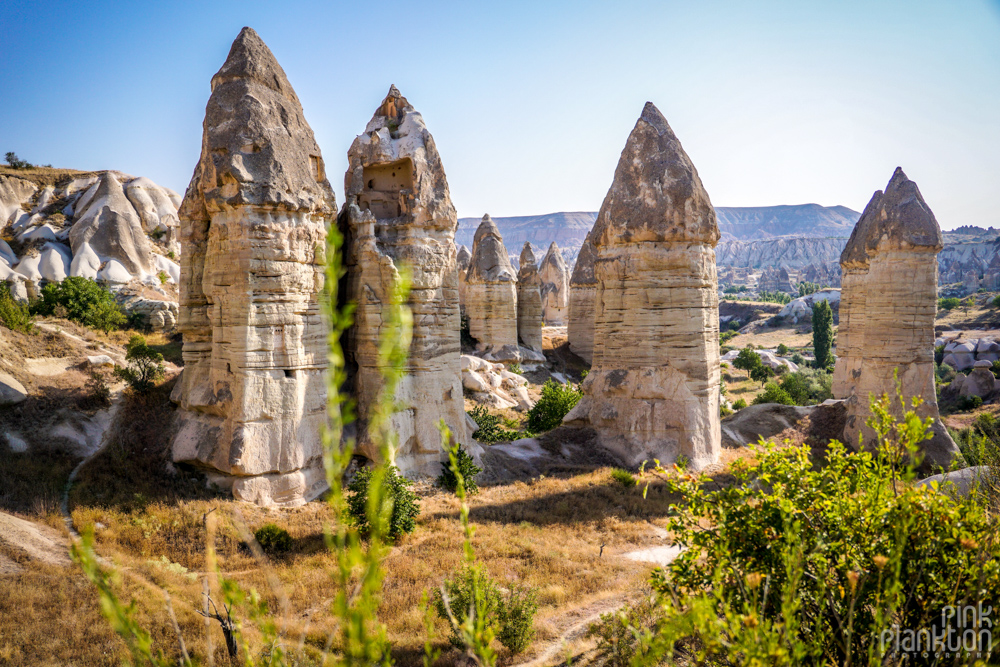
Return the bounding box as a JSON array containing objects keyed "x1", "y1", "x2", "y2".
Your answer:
[
  {"x1": 568, "y1": 231, "x2": 597, "y2": 363},
  {"x1": 538, "y1": 242, "x2": 570, "y2": 325},
  {"x1": 465, "y1": 215, "x2": 519, "y2": 357},
  {"x1": 833, "y1": 168, "x2": 958, "y2": 470},
  {"x1": 564, "y1": 102, "x2": 721, "y2": 469},
  {"x1": 456, "y1": 244, "x2": 471, "y2": 314},
  {"x1": 69, "y1": 172, "x2": 156, "y2": 277},
  {"x1": 757, "y1": 266, "x2": 793, "y2": 293},
  {"x1": 516, "y1": 242, "x2": 543, "y2": 353},
  {"x1": 171, "y1": 27, "x2": 334, "y2": 507},
  {"x1": 341, "y1": 85, "x2": 470, "y2": 477}
]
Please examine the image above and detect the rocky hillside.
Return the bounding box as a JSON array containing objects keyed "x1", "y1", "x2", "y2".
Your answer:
[
  {"x1": 716, "y1": 236, "x2": 848, "y2": 269},
  {"x1": 715, "y1": 204, "x2": 860, "y2": 240}
]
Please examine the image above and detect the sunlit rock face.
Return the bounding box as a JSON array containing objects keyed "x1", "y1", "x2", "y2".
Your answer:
[
  {"x1": 517, "y1": 242, "x2": 543, "y2": 354},
  {"x1": 564, "y1": 102, "x2": 721, "y2": 470},
  {"x1": 568, "y1": 231, "x2": 597, "y2": 364},
  {"x1": 171, "y1": 27, "x2": 334, "y2": 507},
  {"x1": 834, "y1": 168, "x2": 958, "y2": 470},
  {"x1": 538, "y1": 242, "x2": 570, "y2": 325},
  {"x1": 341, "y1": 85, "x2": 470, "y2": 477},
  {"x1": 465, "y1": 214, "x2": 519, "y2": 354},
  {"x1": 456, "y1": 244, "x2": 471, "y2": 315}
]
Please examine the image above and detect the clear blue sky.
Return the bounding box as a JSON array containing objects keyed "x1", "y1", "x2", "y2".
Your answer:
[{"x1": 1, "y1": 0, "x2": 998, "y2": 228}]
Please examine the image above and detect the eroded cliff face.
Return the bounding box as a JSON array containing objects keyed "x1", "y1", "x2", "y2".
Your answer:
[
  {"x1": 171, "y1": 27, "x2": 334, "y2": 507},
  {"x1": 516, "y1": 242, "x2": 543, "y2": 353},
  {"x1": 539, "y1": 242, "x2": 570, "y2": 325},
  {"x1": 568, "y1": 231, "x2": 597, "y2": 364},
  {"x1": 565, "y1": 102, "x2": 721, "y2": 470},
  {"x1": 341, "y1": 85, "x2": 470, "y2": 477},
  {"x1": 833, "y1": 168, "x2": 958, "y2": 470}
]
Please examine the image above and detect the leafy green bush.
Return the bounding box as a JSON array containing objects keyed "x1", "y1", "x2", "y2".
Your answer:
[
  {"x1": 346, "y1": 464, "x2": 420, "y2": 541},
  {"x1": 993, "y1": 294, "x2": 1000, "y2": 308},
  {"x1": 749, "y1": 363, "x2": 774, "y2": 387},
  {"x1": 507, "y1": 362, "x2": 522, "y2": 375},
  {"x1": 776, "y1": 343, "x2": 789, "y2": 356},
  {"x1": 0, "y1": 281, "x2": 32, "y2": 333},
  {"x1": 4, "y1": 151, "x2": 33, "y2": 169},
  {"x1": 797, "y1": 281, "x2": 820, "y2": 297},
  {"x1": 467, "y1": 405, "x2": 520, "y2": 443},
  {"x1": 790, "y1": 352, "x2": 804, "y2": 365},
  {"x1": 113, "y1": 335, "x2": 165, "y2": 394},
  {"x1": 641, "y1": 394, "x2": 1000, "y2": 664},
  {"x1": 959, "y1": 394, "x2": 984, "y2": 411},
  {"x1": 437, "y1": 445, "x2": 482, "y2": 495},
  {"x1": 32, "y1": 276, "x2": 126, "y2": 332},
  {"x1": 525, "y1": 379, "x2": 581, "y2": 433},
  {"x1": 610, "y1": 468, "x2": 636, "y2": 488},
  {"x1": 752, "y1": 382, "x2": 795, "y2": 405},
  {"x1": 434, "y1": 563, "x2": 538, "y2": 655},
  {"x1": 732, "y1": 347, "x2": 762, "y2": 379},
  {"x1": 720, "y1": 403, "x2": 733, "y2": 417},
  {"x1": 732, "y1": 397, "x2": 747, "y2": 410},
  {"x1": 939, "y1": 296, "x2": 961, "y2": 311},
  {"x1": 587, "y1": 597, "x2": 660, "y2": 667},
  {"x1": 757, "y1": 290, "x2": 791, "y2": 304},
  {"x1": 777, "y1": 367, "x2": 833, "y2": 406},
  {"x1": 253, "y1": 524, "x2": 292, "y2": 556},
  {"x1": 719, "y1": 330, "x2": 737, "y2": 345}
]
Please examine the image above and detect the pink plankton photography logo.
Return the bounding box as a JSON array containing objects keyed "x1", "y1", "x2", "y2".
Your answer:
[{"x1": 881, "y1": 604, "x2": 993, "y2": 660}]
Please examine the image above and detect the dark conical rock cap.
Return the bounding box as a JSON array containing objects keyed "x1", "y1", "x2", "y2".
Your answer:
[
  {"x1": 518, "y1": 242, "x2": 538, "y2": 280},
  {"x1": 468, "y1": 214, "x2": 516, "y2": 282},
  {"x1": 590, "y1": 102, "x2": 718, "y2": 248},
  {"x1": 519, "y1": 242, "x2": 537, "y2": 269},
  {"x1": 570, "y1": 231, "x2": 597, "y2": 285},
  {"x1": 456, "y1": 244, "x2": 472, "y2": 271},
  {"x1": 542, "y1": 242, "x2": 567, "y2": 271},
  {"x1": 841, "y1": 167, "x2": 943, "y2": 268},
  {"x1": 179, "y1": 27, "x2": 335, "y2": 220}
]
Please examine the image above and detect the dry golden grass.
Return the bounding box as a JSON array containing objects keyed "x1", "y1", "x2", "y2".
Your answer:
[
  {"x1": 0, "y1": 165, "x2": 94, "y2": 188},
  {"x1": 726, "y1": 324, "x2": 823, "y2": 352}
]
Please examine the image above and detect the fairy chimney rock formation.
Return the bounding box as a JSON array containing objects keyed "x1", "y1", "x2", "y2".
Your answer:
[
  {"x1": 539, "y1": 242, "x2": 570, "y2": 325},
  {"x1": 568, "y1": 231, "x2": 597, "y2": 363},
  {"x1": 564, "y1": 102, "x2": 721, "y2": 469},
  {"x1": 456, "y1": 244, "x2": 472, "y2": 313},
  {"x1": 171, "y1": 27, "x2": 334, "y2": 507},
  {"x1": 464, "y1": 215, "x2": 519, "y2": 358},
  {"x1": 516, "y1": 242, "x2": 543, "y2": 353},
  {"x1": 342, "y1": 85, "x2": 470, "y2": 476},
  {"x1": 833, "y1": 168, "x2": 958, "y2": 469}
]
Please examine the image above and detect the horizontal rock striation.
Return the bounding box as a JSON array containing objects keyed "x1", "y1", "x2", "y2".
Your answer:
[{"x1": 568, "y1": 231, "x2": 597, "y2": 363}]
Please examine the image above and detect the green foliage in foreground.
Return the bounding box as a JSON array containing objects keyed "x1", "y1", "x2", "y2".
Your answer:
[
  {"x1": 31, "y1": 276, "x2": 126, "y2": 332},
  {"x1": 525, "y1": 379, "x2": 582, "y2": 433},
  {"x1": 346, "y1": 464, "x2": 420, "y2": 541},
  {"x1": 0, "y1": 281, "x2": 32, "y2": 333},
  {"x1": 639, "y1": 390, "x2": 1000, "y2": 665},
  {"x1": 437, "y1": 445, "x2": 482, "y2": 495}
]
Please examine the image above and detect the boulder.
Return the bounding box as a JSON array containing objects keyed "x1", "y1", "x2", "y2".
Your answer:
[
  {"x1": 86, "y1": 355, "x2": 115, "y2": 368},
  {"x1": 568, "y1": 231, "x2": 597, "y2": 363},
  {"x1": 516, "y1": 242, "x2": 543, "y2": 353},
  {"x1": 916, "y1": 466, "x2": 994, "y2": 498},
  {"x1": 564, "y1": 102, "x2": 721, "y2": 469},
  {"x1": 341, "y1": 85, "x2": 469, "y2": 476},
  {"x1": 171, "y1": 27, "x2": 334, "y2": 508},
  {"x1": 776, "y1": 289, "x2": 841, "y2": 324},
  {"x1": 0, "y1": 371, "x2": 28, "y2": 406},
  {"x1": 832, "y1": 168, "x2": 958, "y2": 471},
  {"x1": 959, "y1": 367, "x2": 996, "y2": 398}
]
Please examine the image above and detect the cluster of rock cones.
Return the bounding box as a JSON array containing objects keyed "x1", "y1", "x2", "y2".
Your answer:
[{"x1": 170, "y1": 27, "x2": 957, "y2": 507}]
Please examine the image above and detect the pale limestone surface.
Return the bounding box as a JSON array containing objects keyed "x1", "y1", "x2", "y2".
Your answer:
[
  {"x1": 538, "y1": 242, "x2": 570, "y2": 325},
  {"x1": 564, "y1": 102, "x2": 721, "y2": 470},
  {"x1": 833, "y1": 168, "x2": 958, "y2": 470},
  {"x1": 465, "y1": 215, "x2": 519, "y2": 355},
  {"x1": 568, "y1": 231, "x2": 597, "y2": 363},
  {"x1": 516, "y1": 242, "x2": 543, "y2": 353},
  {"x1": 341, "y1": 85, "x2": 471, "y2": 477},
  {"x1": 0, "y1": 176, "x2": 37, "y2": 227},
  {"x1": 456, "y1": 244, "x2": 471, "y2": 313},
  {"x1": 69, "y1": 172, "x2": 156, "y2": 277},
  {"x1": 171, "y1": 27, "x2": 333, "y2": 507}
]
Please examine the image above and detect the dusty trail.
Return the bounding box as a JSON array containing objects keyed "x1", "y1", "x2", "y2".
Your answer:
[{"x1": 513, "y1": 594, "x2": 635, "y2": 667}]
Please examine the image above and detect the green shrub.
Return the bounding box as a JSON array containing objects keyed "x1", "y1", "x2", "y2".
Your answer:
[
  {"x1": 732, "y1": 397, "x2": 747, "y2": 410},
  {"x1": 959, "y1": 394, "x2": 983, "y2": 411},
  {"x1": 732, "y1": 347, "x2": 762, "y2": 379},
  {"x1": 434, "y1": 563, "x2": 538, "y2": 655},
  {"x1": 610, "y1": 468, "x2": 636, "y2": 488},
  {"x1": 790, "y1": 353, "x2": 804, "y2": 365},
  {"x1": 719, "y1": 330, "x2": 737, "y2": 345},
  {"x1": 156, "y1": 270, "x2": 169, "y2": 284},
  {"x1": 720, "y1": 403, "x2": 733, "y2": 417},
  {"x1": 777, "y1": 367, "x2": 833, "y2": 406},
  {"x1": 525, "y1": 379, "x2": 582, "y2": 433},
  {"x1": 467, "y1": 405, "x2": 520, "y2": 443},
  {"x1": 797, "y1": 281, "x2": 820, "y2": 297},
  {"x1": 749, "y1": 363, "x2": 774, "y2": 387},
  {"x1": 253, "y1": 524, "x2": 292, "y2": 556},
  {"x1": 32, "y1": 276, "x2": 125, "y2": 332},
  {"x1": 939, "y1": 297, "x2": 961, "y2": 311},
  {"x1": 811, "y1": 299, "x2": 833, "y2": 368},
  {"x1": 0, "y1": 282, "x2": 32, "y2": 333},
  {"x1": 507, "y1": 362, "x2": 522, "y2": 375},
  {"x1": 757, "y1": 290, "x2": 791, "y2": 304},
  {"x1": 346, "y1": 464, "x2": 420, "y2": 541},
  {"x1": 587, "y1": 597, "x2": 660, "y2": 667},
  {"x1": 437, "y1": 445, "x2": 482, "y2": 495},
  {"x1": 776, "y1": 343, "x2": 790, "y2": 356},
  {"x1": 113, "y1": 335, "x2": 165, "y2": 394},
  {"x1": 993, "y1": 294, "x2": 1000, "y2": 308},
  {"x1": 4, "y1": 151, "x2": 33, "y2": 169},
  {"x1": 934, "y1": 344, "x2": 945, "y2": 365},
  {"x1": 752, "y1": 381, "x2": 795, "y2": 405},
  {"x1": 642, "y1": 394, "x2": 1000, "y2": 664}
]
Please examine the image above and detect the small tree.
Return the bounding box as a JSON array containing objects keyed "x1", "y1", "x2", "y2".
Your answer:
[
  {"x1": 113, "y1": 334, "x2": 165, "y2": 394},
  {"x1": 750, "y1": 363, "x2": 775, "y2": 387},
  {"x1": 811, "y1": 299, "x2": 833, "y2": 369},
  {"x1": 776, "y1": 343, "x2": 789, "y2": 356},
  {"x1": 732, "y1": 347, "x2": 762, "y2": 379},
  {"x1": 4, "y1": 151, "x2": 33, "y2": 169}
]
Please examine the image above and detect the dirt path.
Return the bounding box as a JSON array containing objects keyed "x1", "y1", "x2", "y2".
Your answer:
[
  {"x1": 0, "y1": 510, "x2": 71, "y2": 568},
  {"x1": 513, "y1": 594, "x2": 633, "y2": 667}
]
